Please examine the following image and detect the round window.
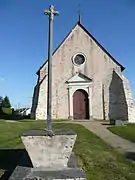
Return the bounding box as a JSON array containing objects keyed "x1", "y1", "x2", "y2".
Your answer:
[{"x1": 73, "y1": 53, "x2": 85, "y2": 66}]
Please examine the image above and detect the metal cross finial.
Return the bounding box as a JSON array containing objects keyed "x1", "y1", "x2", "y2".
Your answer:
[
  {"x1": 78, "y1": 4, "x2": 81, "y2": 23},
  {"x1": 44, "y1": 5, "x2": 59, "y2": 136}
]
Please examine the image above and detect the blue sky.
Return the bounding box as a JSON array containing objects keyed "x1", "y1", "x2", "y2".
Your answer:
[{"x1": 0, "y1": 0, "x2": 135, "y2": 108}]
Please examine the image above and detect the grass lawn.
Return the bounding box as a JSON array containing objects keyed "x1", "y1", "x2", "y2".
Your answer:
[
  {"x1": 108, "y1": 124, "x2": 135, "y2": 143},
  {"x1": 0, "y1": 122, "x2": 135, "y2": 180}
]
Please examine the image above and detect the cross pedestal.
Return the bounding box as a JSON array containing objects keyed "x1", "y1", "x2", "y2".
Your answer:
[
  {"x1": 9, "y1": 129, "x2": 86, "y2": 180},
  {"x1": 21, "y1": 129, "x2": 77, "y2": 168}
]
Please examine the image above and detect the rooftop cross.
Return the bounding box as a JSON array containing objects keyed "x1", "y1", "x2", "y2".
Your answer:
[
  {"x1": 78, "y1": 4, "x2": 81, "y2": 23},
  {"x1": 44, "y1": 5, "x2": 59, "y2": 135}
]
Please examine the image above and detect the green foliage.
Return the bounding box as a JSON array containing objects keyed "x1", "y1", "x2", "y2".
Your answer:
[
  {"x1": 0, "y1": 96, "x2": 12, "y2": 118},
  {"x1": 2, "y1": 96, "x2": 11, "y2": 108},
  {"x1": 0, "y1": 107, "x2": 3, "y2": 115},
  {"x1": 0, "y1": 96, "x2": 3, "y2": 105},
  {"x1": 2, "y1": 107, "x2": 12, "y2": 115}
]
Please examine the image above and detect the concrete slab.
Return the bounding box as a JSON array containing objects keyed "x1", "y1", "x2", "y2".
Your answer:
[{"x1": 9, "y1": 166, "x2": 86, "y2": 180}]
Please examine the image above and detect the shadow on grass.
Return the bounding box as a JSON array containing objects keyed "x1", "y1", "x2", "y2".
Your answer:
[
  {"x1": 0, "y1": 115, "x2": 31, "y2": 121},
  {"x1": 0, "y1": 149, "x2": 32, "y2": 180},
  {"x1": 101, "y1": 123, "x2": 111, "y2": 126},
  {"x1": 0, "y1": 149, "x2": 79, "y2": 180}
]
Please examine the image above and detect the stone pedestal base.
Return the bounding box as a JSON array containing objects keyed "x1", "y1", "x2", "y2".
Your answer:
[
  {"x1": 9, "y1": 129, "x2": 86, "y2": 179},
  {"x1": 9, "y1": 166, "x2": 86, "y2": 180},
  {"x1": 21, "y1": 129, "x2": 77, "y2": 168}
]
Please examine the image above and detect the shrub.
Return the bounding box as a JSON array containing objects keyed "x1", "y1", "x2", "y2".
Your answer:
[
  {"x1": 2, "y1": 107, "x2": 12, "y2": 115},
  {"x1": 2, "y1": 96, "x2": 11, "y2": 108}
]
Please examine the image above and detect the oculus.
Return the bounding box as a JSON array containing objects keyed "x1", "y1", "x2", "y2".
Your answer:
[{"x1": 73, "y1": 53, "x2": 86, "y2": 66}]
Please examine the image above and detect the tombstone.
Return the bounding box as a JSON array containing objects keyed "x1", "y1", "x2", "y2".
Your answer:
[{"x1": 110, "y1": 119, "x2": 127, "y2": 126}]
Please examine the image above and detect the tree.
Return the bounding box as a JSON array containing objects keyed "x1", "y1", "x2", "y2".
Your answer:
[
  {"x1": 2, "y1": 96, "x2": 11, "y2": 108},
  {"x1": 0, "y1": 96, "x2": 3, "y2": 116},
  {"x1": 0, "y1": 96, "x2": 3, "y2": 107}
]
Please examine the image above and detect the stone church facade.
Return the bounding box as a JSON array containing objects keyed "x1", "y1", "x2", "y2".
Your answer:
[{"x1": 31, "y1": 21, "x2": 135, "y2": 122}]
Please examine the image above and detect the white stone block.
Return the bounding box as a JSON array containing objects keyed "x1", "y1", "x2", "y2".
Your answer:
[{"x1": 21, "y1": 130, "x2": 77, "y2": 168}]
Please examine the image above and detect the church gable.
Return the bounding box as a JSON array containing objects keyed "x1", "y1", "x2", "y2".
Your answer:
[
  {"x1": 37, "y1": 21, "x2": 125, "y2": 78},
  {"x1": 78, "y1": 22, "x2": 125, "y2": 71}
]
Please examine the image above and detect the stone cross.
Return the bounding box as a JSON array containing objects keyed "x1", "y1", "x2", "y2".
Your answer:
[{"x1": 44, "y1": 5, "x2": 59, "y2": 135}]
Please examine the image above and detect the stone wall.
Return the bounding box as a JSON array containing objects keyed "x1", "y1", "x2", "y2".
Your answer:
[
  {"x1": 119, "y1": 73, "x2": 135, "y2": 122},
  {"x1": 92, "y1": 80, "x2": 103, "y2": 119},
  {"x1": 109, "y1": 71, "x2": 128, "y2": 120},
  {"x1": 31, "y1": 76, "x2": 48, "y2": 120},
  {"x1": 31, "y1": 23, "x2": 134, "y2": 121},
  {"x1": 103, "y1": 69, "x2": 135, "y2": 122}
]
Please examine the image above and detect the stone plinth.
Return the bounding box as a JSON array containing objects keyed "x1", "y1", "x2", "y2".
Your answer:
[
  {"x1": 21, "y1": 129, "x2": 77, "y2": 168},
  {"x1": 9, "y1": 129, "x2": 86, "y2": 179},
  {"x1": 110, "y1": 119, "x2": 127, "y2": 126},
  {"x1": 9, "y1": 166, "x2": 86, "y2": 180}
]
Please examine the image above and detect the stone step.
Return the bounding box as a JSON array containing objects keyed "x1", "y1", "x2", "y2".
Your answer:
[{"x1": 9, "y1": 166, "x2": 86, "y2": 180}]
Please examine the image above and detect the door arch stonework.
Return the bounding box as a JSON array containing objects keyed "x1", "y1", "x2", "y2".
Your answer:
[{"x1": 67, "y1": 83, "x2": 92, "y2": 120}]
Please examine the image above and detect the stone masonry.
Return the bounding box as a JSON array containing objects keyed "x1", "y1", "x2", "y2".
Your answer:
[{"x1": 31, "y1": 22, "x2": 135, "y2": 122}]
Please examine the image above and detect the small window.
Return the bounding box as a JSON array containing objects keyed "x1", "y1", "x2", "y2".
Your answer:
[{"x1": 73, "y1": 53, "x2": 86, "y2": 66}]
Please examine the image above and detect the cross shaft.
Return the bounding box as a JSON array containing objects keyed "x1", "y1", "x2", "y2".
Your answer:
[{"x1": 44, "y1": 5, "x2": 59, "y2": 135}]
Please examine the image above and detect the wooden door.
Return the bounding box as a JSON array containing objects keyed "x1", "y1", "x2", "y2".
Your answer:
[{"x1": 73, "y1": 89, "x2": 89, "y2": 119}]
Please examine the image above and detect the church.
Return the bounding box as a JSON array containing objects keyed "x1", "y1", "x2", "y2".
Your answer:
[{"x1": 31, "y1": 20, "x2": 135, "y2": 122}]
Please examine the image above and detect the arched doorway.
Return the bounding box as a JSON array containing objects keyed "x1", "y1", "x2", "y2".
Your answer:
[{"x1": 73, "y1": 89, "x2": 89, "y2": 119}]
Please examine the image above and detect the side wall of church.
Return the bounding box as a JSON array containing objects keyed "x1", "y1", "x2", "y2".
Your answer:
[
  {"x1": 122, "y1": 75, "x2": 135, "y2": 122},
  {"x1": 34, "y1": 76, "x2": 48, "y2": 119}
]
